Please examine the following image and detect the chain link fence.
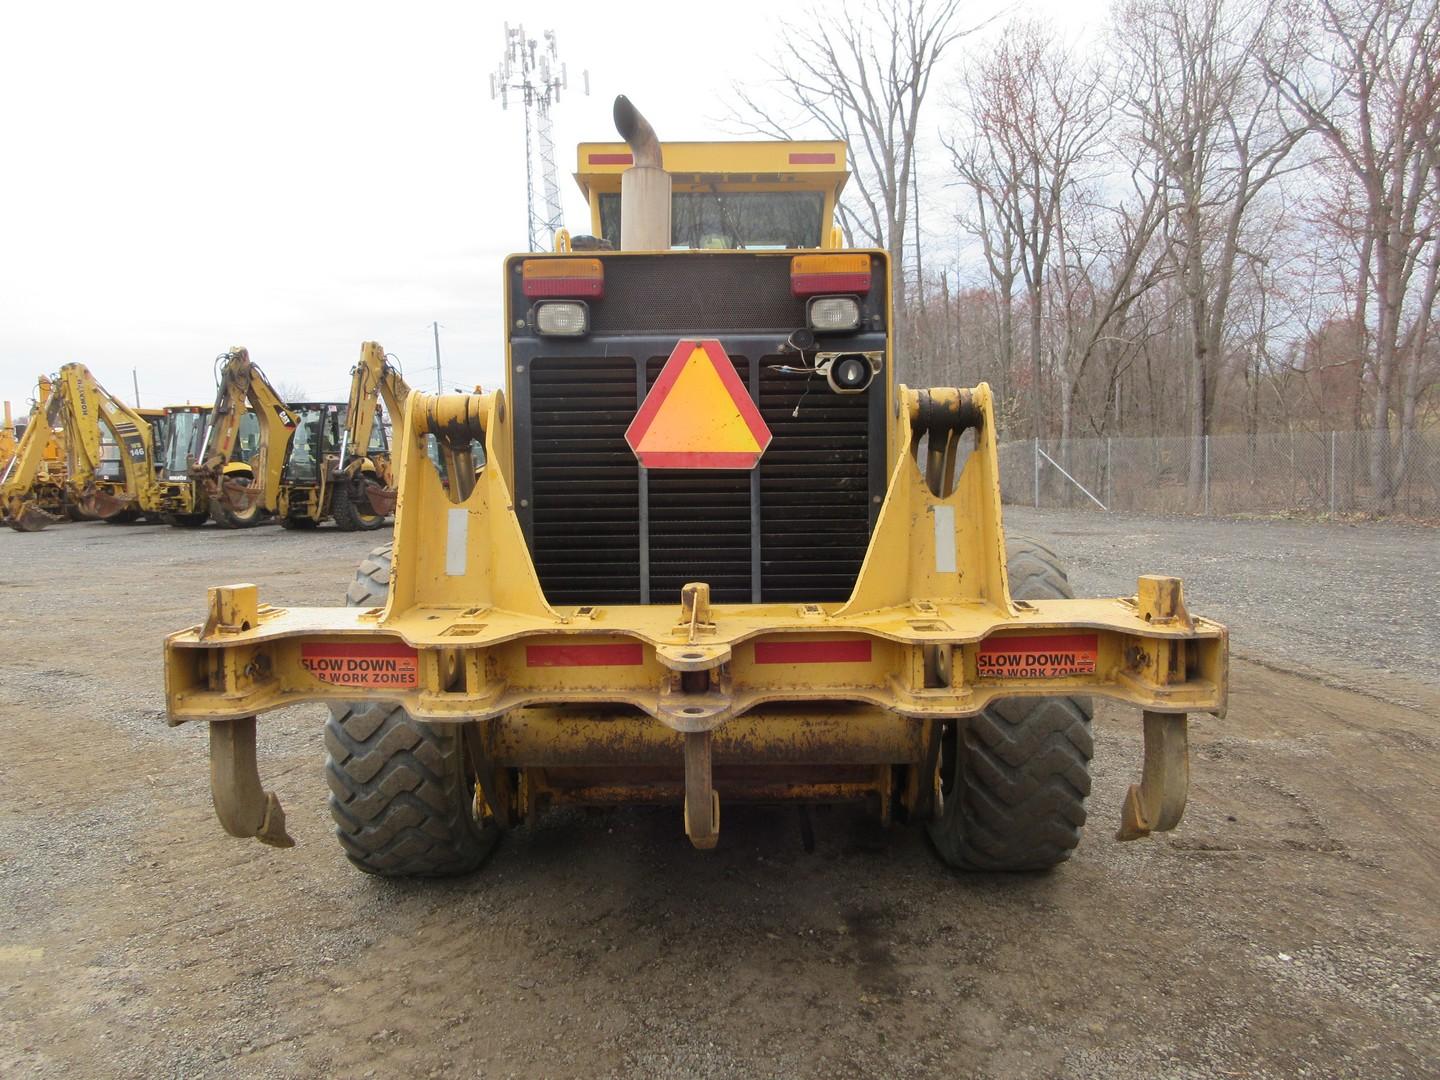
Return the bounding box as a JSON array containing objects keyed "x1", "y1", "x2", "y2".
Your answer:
[{"x1": 997, "y1": 431, "x2": 1440, "y2": 518}]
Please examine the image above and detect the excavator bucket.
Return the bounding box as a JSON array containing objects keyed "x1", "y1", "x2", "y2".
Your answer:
[
  {"x1": 363, "y1": 479, "x2": 398, "y2": 516},
  {"x1": 78, "y1": 484, "x2": 137, "y2": 520},
  {"x1": 4, "y1": 502, "x2": 62, "y2": 532}
]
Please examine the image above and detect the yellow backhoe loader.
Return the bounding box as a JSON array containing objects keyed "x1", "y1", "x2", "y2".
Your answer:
[
  {"x1": 1, "y1": 378, "x2": 71, "y2": 530},
  {"x1": 193, "y1": 347, "x2": 300, "y2": 528},
  {"x1": 275, "y1": 342, "x2": 406, "y2": 531},
  {"x1": 2, "y1": 364, "x2": 161, "y2": 530},
  {"x1": 165, "y1": 98, "x2": 1228, "y2": 879}
]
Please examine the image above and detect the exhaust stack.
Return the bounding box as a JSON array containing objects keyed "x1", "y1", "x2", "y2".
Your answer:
[{"x1": 613, "y1": 95, "x2": 670, "y2": 251}]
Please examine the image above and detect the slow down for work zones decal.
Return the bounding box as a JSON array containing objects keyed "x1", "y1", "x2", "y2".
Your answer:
[
  {"x1": 976, "y1": 634, "x2": 1097, "y2": 679},
  {"x1": 300, "y1": 642, "x2": 419, "y2": 688}
]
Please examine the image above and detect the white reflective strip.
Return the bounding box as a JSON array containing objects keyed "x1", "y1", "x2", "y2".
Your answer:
[
  {"x1": 445, "y1": 508, "x2": 468, "y2": 576},
  {"x1": 932, "y1": 505, "x2": 957, "y2": 573}
]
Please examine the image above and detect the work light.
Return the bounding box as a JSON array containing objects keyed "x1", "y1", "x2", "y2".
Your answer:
[
  {"x1": 807, "y1": 295, "x2": 861, "y2": 333},
  {"x1": 535, "y1": 301, "x2": 589, "y2": 337}
]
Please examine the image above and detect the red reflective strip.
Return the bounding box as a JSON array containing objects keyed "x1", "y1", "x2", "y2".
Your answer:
[
  {"x1": 522, "y1": 277, "x2": 605, "y2": 299},
  {"x1": 790, "y1": 271, "x2": 872, "y2": 297},
  {"x1": 754, "y1": 639, "x2": 872, "y2": 664},
  {"x1": 788, "y1": 152, "x2": 836, "y2": 164},
  {"x1": 526, "y1": 643, "x2": 644, "y2": 667},
  {"x1": 978, "y1": 635, "x2": 1097, "y2": 654},
  {"x1": 300, "y1": 642, "x2": 417, "y2": 659},
  {"x1": 589, "y1": 152, "x2": 634, "y2": 165}
]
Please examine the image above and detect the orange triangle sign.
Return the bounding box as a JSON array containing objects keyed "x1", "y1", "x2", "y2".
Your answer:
[{"x1": 625, "y1": 339, "x2": 772, "y2": 469}]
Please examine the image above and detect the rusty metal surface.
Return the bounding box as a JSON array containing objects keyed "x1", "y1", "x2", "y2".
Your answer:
[{"x1": 208, "y1": 717, "x2": 294, "y2": 848}]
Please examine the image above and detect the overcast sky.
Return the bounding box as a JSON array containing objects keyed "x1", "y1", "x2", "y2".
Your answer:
[{"x1": 1, "y1": 0, "x2": 1102, "y2": 416}]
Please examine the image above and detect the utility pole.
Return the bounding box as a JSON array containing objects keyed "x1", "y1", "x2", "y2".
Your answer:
[
  {"x1": 490, "y1": 25, "x2": 588, "y2": 252},
  {"x1": 132, "y1": 369, "x2": 141, "y2": 407},
  {"x1": 432, "y1": 321, "x2": 442, "y2": 393}
]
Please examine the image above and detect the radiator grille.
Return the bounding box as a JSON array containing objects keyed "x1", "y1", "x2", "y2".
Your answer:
[
  {"x1": 645, "y1": 356, "x2": 753, "y2": 603},
  {"x1": 526, "y1": 351, "x2": 875, "y2": 606},
  {"x1": 528, "y1": 357, "x2": 640, "y2": 605},
  {"x1": 758, "y1": 356, "x2": 873, "y2": 602}
]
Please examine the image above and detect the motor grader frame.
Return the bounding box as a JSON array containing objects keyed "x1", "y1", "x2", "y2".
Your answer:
[
  {"x1": 166, "y1": 380, "x2": 1225, "y2": 853},
  {"x1": 163, "y1": 98, "x2": 1226, "y2": 870}
]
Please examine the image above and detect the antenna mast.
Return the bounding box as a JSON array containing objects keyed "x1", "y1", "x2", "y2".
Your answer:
[{"x1": 490, "y1": 25, "x2": 588, "y2": 252}]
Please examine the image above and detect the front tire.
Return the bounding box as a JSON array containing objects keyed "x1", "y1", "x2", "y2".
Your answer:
[
  {"x1": 325, "y1": 704, "x2": 496, "y2": 877},
  {"x1": 927, "y1": 537, "x2": 1094, "y2": 871},
  {"x1": 323, "y1": 541, "x2": 497, "y2": 877}
]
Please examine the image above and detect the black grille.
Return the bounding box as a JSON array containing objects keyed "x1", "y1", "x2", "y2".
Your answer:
[
  {"x1": 591, "y1": 256, "x2": 805, "y2": 334},
  {"x1": 758, "y1": 356, "x2": 873, "y2": 602},
  {"x1": 528, "y1": 357, "x2": 640, "y2": 605},
  {"x1": 524, "y1": 345, "x2": 877, "y2": 606},
  {"x1": 645, "y1": 356, "x2": 753, "y2": 603}
]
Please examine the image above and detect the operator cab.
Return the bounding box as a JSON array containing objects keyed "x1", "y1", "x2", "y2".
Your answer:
[
  {"x1": 283, "y1": 402, "x2": 387, "y2": 483},
  {"x1": 574, "y1": 141, "x2": 848, "y2": 250}
]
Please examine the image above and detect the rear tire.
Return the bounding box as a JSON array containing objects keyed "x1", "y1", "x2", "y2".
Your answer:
[
  {"x1": 331, "y1": 474, "x2": 387, "y2": 532},
  {"x1": 323, "y1": 541, "x2": 497, "y2": 877},
  {"x1": 927, "y1": 536, "x2": 1094, "y2": 872}
]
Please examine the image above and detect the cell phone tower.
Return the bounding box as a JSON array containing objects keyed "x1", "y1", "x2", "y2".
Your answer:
[{"x1": 490, "y1": 25, "x2": 589, "y2": 253}]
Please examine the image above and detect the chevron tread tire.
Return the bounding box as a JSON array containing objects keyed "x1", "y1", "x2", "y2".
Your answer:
[
  {"x1": 927, "y1": 536, "x2": 1094, "y2": 871},
  {"x1": 323, "y1": 542, "x2": 496, "y2": 877}
]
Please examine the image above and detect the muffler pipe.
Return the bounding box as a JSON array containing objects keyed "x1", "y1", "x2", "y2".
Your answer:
[{"x1": 614, "y1": 95, "x2": 671, "y2": 251}]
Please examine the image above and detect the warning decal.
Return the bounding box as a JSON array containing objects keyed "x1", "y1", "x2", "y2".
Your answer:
[
  {"x1": 301, "y1": 642, "x2": 419, "y2": 688},
  {"x1": 976, "y1": 634, "x2": 1097, "y2": 679}
]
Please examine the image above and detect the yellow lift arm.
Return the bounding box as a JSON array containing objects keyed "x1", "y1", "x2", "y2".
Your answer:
[{"x1": 195, "y1": 347, "x2": 300, "y2": 523}]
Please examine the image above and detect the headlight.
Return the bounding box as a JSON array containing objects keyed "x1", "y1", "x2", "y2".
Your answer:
[
  {"x1": 534, "y1": 300, "x2": 589, "y2": 336},
  {"x1": 807, "y1": 295, "x2": 861, "y2": 333}
]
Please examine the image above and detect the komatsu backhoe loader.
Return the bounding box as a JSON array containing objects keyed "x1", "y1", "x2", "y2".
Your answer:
[
  {"x1": 3, "y1": 364, "x2": 163, "y2": 530},
  {"x1": 164, "y1": 98, "x2": 1227, "y2": 878},
  {"x1": 1, "y1": 379, "x2": 70, "y2": 530}
]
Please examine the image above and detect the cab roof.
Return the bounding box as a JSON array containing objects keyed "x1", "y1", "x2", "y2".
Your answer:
[{"x1": 574, "y1": 141, "x2": 848, "y2": 198}]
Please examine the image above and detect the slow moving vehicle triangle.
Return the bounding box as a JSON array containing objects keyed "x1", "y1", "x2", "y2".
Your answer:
[{"x1": 624, "y1": 338, "x2": 772, "y2": 469}]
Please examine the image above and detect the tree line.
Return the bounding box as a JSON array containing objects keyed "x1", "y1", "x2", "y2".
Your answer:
[{"x1": 735, "y1": 0, "x2": 1439, "y2": 511}]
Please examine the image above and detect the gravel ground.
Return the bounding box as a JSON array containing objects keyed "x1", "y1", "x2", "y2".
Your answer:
[
  {"x1": 1007, "y1": 506, "x2": 1440, "y2": 699},
  {"x1": 0, "y1": 514, "x2": 1437, "y2": 1079}
]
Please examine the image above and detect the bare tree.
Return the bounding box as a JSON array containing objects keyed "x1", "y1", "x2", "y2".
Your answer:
[
  {"x1": 1270, "y1": 0, "x2": 1440, "y2": 509},
  {"x1": 1117, "y1": 0, "x2": 1309, "y2": 507},
  {"x1": 731, "y1": 0, "x2": 976, "y2": 374}
]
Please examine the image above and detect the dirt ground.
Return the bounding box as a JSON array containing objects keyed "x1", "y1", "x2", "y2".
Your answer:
[{"x1": 1, "y1": 513, "x2": 1437, "y2": 1079}]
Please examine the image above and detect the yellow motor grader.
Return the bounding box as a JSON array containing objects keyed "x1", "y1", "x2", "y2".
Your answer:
[{"x1": 164, "y1": 98, "x2": 1227, "y2": 877}]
